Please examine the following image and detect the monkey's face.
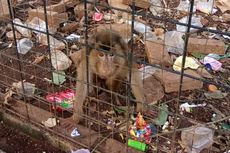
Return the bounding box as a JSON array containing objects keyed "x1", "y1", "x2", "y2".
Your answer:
[{"x1": 94, "y1": 51, "x2": 118, "y2": 79}]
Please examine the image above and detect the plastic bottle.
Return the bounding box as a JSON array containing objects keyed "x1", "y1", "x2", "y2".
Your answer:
[
  {"x1": 17, "y1": 38, "x2": 33, "y2": 54},
  {"x1": 128, "y1": 139, "x2": 146, "y2": 152}
]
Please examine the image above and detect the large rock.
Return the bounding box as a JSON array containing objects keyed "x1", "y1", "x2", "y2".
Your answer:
[
  {"x1": 154, "y1": 70, "x2": 203, "y2": 93},
  {"x1": 187, "y1": 38, "x2": 225, "y2": 55},
  {"x1": 145, "y1": 40, "x2": 173, "y2": 67}
]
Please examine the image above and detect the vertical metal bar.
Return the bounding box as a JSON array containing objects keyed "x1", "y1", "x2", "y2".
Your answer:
[
  {"x1": 172, "y1": 0, "x2": 195, "y2": 152},
  {"x1": 6, "y1": 0, "x2": 30, "y2": 119},
  {"x1": 84, "y1": 0, "x2": 91, "y2": 148},
  {"x1": 42, "y1": 1, "x2": 58, "y2": 119},
  {"x1": 126, "y1": 0, "x2": 136, "y2": 152}
]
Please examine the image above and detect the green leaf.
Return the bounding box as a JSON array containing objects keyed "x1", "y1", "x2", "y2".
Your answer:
[
  {"x1": 52, "y1": 71, "x2": 66, "y2": 85},
  {"x1": 191, "y1": 52, "x2": 205, "y2": 59},
  {"x1": 154, "y1": 104, "x2": 169, "y2": 126}
]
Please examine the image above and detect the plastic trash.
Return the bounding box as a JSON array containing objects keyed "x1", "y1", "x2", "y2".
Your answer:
[
  {"x1": 27, "y1": 17, "x2": 47, "y2": 34},
  {"x1": 13, "y1": 18, "x2": 32, "y2": 38},
  {"x1": 196, "y1": 0, "x2": 217, "y2": 14},
  {"x1": 71, "y1": 149, "x2": 90, "y2": 153},
  {"x1": 17, "y1": 38, "x2": 33, "y2": 54},
  {"x1": 176, "y1": 0, "x2": 196, "y2": 12},
  {"x1": 71, "y1": 128, "x2": 80, "y2": 137},
  {"x1": 128, "y1": 21, "x2": 152, "y2": 34},
  {"x1": 13, "y1": 81, "x2": 36, "y2": 97},
  {"x1": 128, "y1": 139, "x2": 146, "y2": 152},
  {"x1": 177, "y1": 16, "x2": 203, "y2": 33},
  {"x1": 149, "y1": 0, "x2": 163, "y2": 16},
  {"x1": 66, "y1": 34, "x2": 81, "y2": 42},
  {"x1": 52, "y1": 71, "x2": 66, "y2": 85},
  {"x1": 165, "y1": 31, "x2": 184, "y2": 54},
  {"x1": 204, "y1": 90, "x2": 228, "y2": 99},
  {"x1": 180, "y1": 102, "x2": 206, "y2": 113},
  {"x1": 93, "y1": 12, "x2": 103, "y2": 21},
  {"x1": 181, "y1": 126, "x2": 213, "y2": 153},
  {"x1": 42, "y1": 117, "x2": 57, "y2": 128},
  {"x1": 51, "y1": 50, "x2": 72, "y2": 71},
  {"x1": 201, "y1": 56, "x2": 222, "y2": 71},
  {"x1": 173, "y1": 56, "x2": 200, "y2": 71}
]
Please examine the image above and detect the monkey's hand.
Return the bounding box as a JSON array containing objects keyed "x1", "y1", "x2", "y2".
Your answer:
[{"x1": 73, "y1": 107, "x2": 83, "y2": 124}]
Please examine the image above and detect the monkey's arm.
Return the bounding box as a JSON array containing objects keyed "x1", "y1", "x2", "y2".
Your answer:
[
  {"x1": 130, "y1": 68, "x2": 146, "y2": 112},
  {"x1": 73, "y1": 54, "x2": 92, "y2": 123}
]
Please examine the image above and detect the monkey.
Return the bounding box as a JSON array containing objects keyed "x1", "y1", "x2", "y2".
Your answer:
[{"x1": 72, "y1": 30, "x2": 145, "y2": 123}]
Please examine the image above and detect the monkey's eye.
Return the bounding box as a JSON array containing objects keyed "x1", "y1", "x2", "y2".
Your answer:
[
  {"x1": 109, "y1": 53, "x2": 114, "y2": 57},
  {"x1": 98, "y1": 52, "x2": 105, "y2": 57}
]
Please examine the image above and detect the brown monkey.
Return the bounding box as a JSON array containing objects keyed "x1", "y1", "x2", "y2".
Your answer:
[{"x1": 73, "y1": 30, "x2": 145, "y2": 123}]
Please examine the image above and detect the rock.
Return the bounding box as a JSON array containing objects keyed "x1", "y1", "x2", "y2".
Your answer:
[
  {"x1": 51, "y1": 50, "x2": 72, "y2": 70},
  {"x1": 188, "y1": 38, "x2": 225, "y2": 55},
  {"x1": 60, "y1": 22, "x2": 78, "y2": 34},
  {"x1": 196, "y1": 68, "x2": 213, "y2": 79},
  {"x1": 122, "y1": 0, "x2": 150, "y2": 9},
  {"x1": 74, "y1": 3, "x2": 92, "y2": 19},
  {"x1": 0, "y1": 0, "x2": 10, "y2": 21},
  {"x1": 109, "y1": 0, "x2": 128, "y2": 10},
  {"x1": 96, "y1": 24, "x2": 131, "y2": 43},
  {"x1": 28, "y1": 8, "x2": 68, "y2": 29},
  {"x1": 70, "y1": 50, "x2": 82, "y2": 67},
  {"x1": 145, "y1": 40, "x2": 173, "y2": 67},
  {"x1": 143, "y1": 76, "x2": 164, "y2": 104},
  {"x1": 38, "y1": 34, "x2": 65, "y2": 50},
  {"x1": 46, "y1": 2, "x2": 66, "y2": 13},
  {"x1": 6, "y1": 31, "x2": 21, "y2": 40},
  {"x1": 222, "y1": 13, "x2": 230, "y2": 22},
  {"x1": 154, "y1": 70, "x2": 203, "y2": 93},
  {"x1": 139, "y1": 66, "x2": 164, "y2": 104}
]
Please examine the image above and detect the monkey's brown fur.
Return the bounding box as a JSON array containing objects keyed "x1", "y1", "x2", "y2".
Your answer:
[{"x1": 73, "y1": 30, "x2": 145, "y2": 123}]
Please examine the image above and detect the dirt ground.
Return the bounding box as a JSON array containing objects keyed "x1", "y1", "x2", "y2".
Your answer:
[{"x1": 0, "y1": 121, "x2": 66, "y2": 153}]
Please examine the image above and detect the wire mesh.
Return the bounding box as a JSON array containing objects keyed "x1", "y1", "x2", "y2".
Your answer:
[{"x1": 0, "y1": 0, "x2": 230, "y2": 152}]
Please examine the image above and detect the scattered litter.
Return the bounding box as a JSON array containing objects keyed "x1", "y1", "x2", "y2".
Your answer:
[
  {"x1": 176, "y1": 0, "x2": 196, "y2": 12},
  {"x1": 51, "y1": 50, "x2": 72, "y2": 71},
  {"x1": 27, "y1": 17, "x2": 47, "y2": 34},
  {"x1": 128, "y1": 21, "x2": 152, "y2": 34},
  {"x1": 215, "y1": 0, "x2": 230, "y2": 13},
  {"x1": 129, "y1": 113, "x2": 155, "y2": 143},
  {"x1": 93, "y1": 12, "x2": 103, "y2": 21},
  {"x1": 38, "y1": 34, "x2": 65, "y2": 50},
  {"x1": 46, "y1": 89, "x2": 75, "y2": 111},
  {"x1": 165, "y1": 31, "x2": 184, "y2": 54},
  {"x1": 208, "y1": 84, "x2": 218, "y2": 92},
  {"x1": 177, "y1": 16, "x2": 203, "y2": 33},
  {"x1": 13, "y1": 81, "x2": 36, "y2": 97},
  {"x1": 149, "y1": 0, "x2": 164, "y2": 16},
  {"x1": 196, "y1": 0, "x2": 217, "y2": 14},
  {"x1": 17, "y1": 38, "x2": 33, "y2": 54},
  {"x1": 162, "y1": 121, "x2": 169, "y2": 131},
  {"x1": 66, "y1": 34, "x2": 81, "y2": 42},
  {"x1": 173, "y1": 56, "x2": 200, "y2": 71},
  {"x1": 180, "y1": 102, "x2": 206, "y2": 113},
  {"x1": 71, "y1": 149, "x2": 90, "y2": 153},
  {"x1": 191, "y1": 52, "x2": 205, "y2": 60},
  {"x1": 206, "y1": 53, "x2": 221, "y2": 60},
  {"x1": 204, "y1": 90, "x2": 228, "y2": 99},
  {"x1": 201, "y1": 56, "x2": 222, "y2": 71},
  {"x1": 42, "y1": 117, "x2": 58, "y2": 128},
  {"x1": 181, "y1": 126, "x2": 213, "y2": 153},
  {"x1": 128, "y1": 139, "x2": 147, "y2": 152},
  {"x1": 32, "y1": 55, "x2": 45, "y2": 64},
  {"x1": 52, "y1": 71, "x2": 66, "y2": 85},
  {"x1": 13, "y1": 18, "x2": 31, "y2": 37},
  {"x1": 3, "y1": 87, "x2": 15, "y2": 105},
  {"x1": 154, "y1": 104, "x2": 168, "y2": 126},
  {"x1": 221, "y1": 123, "x2": 230, "y2": 130},
  {"x1": 71, "y1": 128, "x2": 80, "y2": 137}
]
